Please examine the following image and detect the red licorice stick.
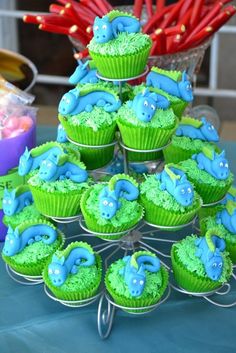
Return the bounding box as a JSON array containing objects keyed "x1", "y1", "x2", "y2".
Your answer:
[
  {"x1": 92, "y1": 0, "x2": 111, "y2": 14},
  {"x1": 23, "y1": 14, "x2": 40, "y2": 25},
  {"x1": 145, "y1": 0, "x2": 153, "y2": 18},
  {"x1": 61, "y1": 3, "x2": 91, "y2": 27},
  {"x1": 69, "y1": 25, "x2": 91, "y2": 45},
  {"x1": 80, "y1": 0, "x2": 104, "y2": 17},
  {"x1": 38, "y1": 23, "x2": 70, "y2": 35},
  {"x1": 36, "y1": 14, "x2": 75, "y2": 27},
  {"x1": 150, "y1": 29, "x2": 167, "y2": 55},
  {"x1": 74, "y1": 48, "x2": 89, "y2": 60},
  {"x1": 49, "y1": 4, "x2": 64, "y2": 14},
  {"x1": 178, "y1": 0, "x2": 194, "y2": 20},
  {"x1": 160, "y1": 0, "x2": 186, "y2": 28},
  {"x1": 190, "y1": 0, "x2": 205, "y2": 28},
  {"x1": 143, "y1": 4, "x2": 174, "y2": 33},
  {"x1": 156, "y1": 0, "x2": 165, "y2": 13},
  {"x1": 133, "y1": 0, "x2": 143, "y2": 19}
]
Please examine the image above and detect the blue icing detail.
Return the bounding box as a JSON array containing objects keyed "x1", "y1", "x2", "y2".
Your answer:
[
  {"x1": 192, "y1": 150, "x2": 230, "y2": 180},
  {"x1": 58, "y1": 88, "x2": 121, "y2": 115},
  {"x1": 69, "y1": 60, "x2": 99, "y2": 85},
  {"x1": 216, "y1": 207, "x2": 236, "y2": 234},
  {"x1": 128, "y1": 89, "x2": 170, "y2": 122},
  {"x1": 2, "y1": 188, "x2": 33, "y2": 216},
  {"x1": 146, "y1": 70, "x2": 193, "y2": 102},
  {"x1": 176, "y1": 117, "x2": 219, "y2": 142},
  {"x1": 18, "y1": 146, "x2": 64, "y2": 176},
  {"x1": 2, "y1": 224, "x2": 58, "y2": 256},
  {"x1": 195, "y1": 236, "x2": 225, "y2": 281},
  {"x1": 119, "y1": 254, "x2": 160, "y2": 297},
  {"x1": 56, "y1": 124, "x2": 68, "y2": 143},
  {"x1": 38, "y1": 154, "x2": 88, "y2": 183},
  {"x1": 93, "y1": 15, "x2": 140, "y2": 44},
  {"x1": 48, "y1": 246, "x2": 95, "y2": 286},
  {"x1": 156, "y1": 166, "x2": 194, "y2": 206},
  {"x1": 99, "y1": 179, "x2": 139, "y2": 219}
]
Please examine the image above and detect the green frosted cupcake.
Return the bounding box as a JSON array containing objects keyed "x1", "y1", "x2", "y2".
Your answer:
[
  {"x1": 163, "y1": 117, "x2": 220, "y2": 163},
  {"x1": 43, "y1": 241, "x2": 102, "y2": 301},
  {"x1": 28, "y1": 155, "x2": 90, "y2": 218},
  {"x1": 3, "y1": 204, "x2": 44, "y2": 229},
  {"x1": 88, "y1": 11, "x2": 151, "y2": 79},
  {"x1": 139, "y1": 167, "x2": 202, "y2": 227},
  {"x1": 105, "y1": 251, "x2": 169, "y2": 313},
  {"x1": 171, "y1": 231, "x2": 232, "y2": 293},
  {"x1": 179, "y1": 148, "x2": 234, "y2": 204},
  {"x1": 2, "y1": 220, "x2": 64, "y2": 276},
  {"x1": 80, "y1": 174, "x2": 143, "y2": 240},
  {"x1": 117, "y1": 100, "x2": 177, "y2": 162}
]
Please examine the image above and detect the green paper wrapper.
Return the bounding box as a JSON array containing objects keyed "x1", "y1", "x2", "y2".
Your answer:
[
  {"x1": 2, "y1": 231, "x2": 64, "y2": 276},
  {"x1": 89, "y1": 43, "x2": 151, "y2": 79},
  {"x1": 198, "y1": 205, "x2": 223, "y2": 222},
  {"x1": 139, "y1": 192, "x2": 201, "y2": 227},
  {"x1": 105, "y1": 266, "x2": 169, "y2": 313},
  {"x1": 171, "y1": 245, "x2": 231, "y2": 292},
  {"x1": 78, "y1": 145, "x2": 114, "y2": 170},
  {"x1": 80, "y1": 187, "x2": 143, "y2": 240},
  {"x1": 126, "y1": 150, "x2": 163, "y2": 163}
]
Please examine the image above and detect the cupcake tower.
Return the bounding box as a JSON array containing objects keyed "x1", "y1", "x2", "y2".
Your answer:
[{"x1": 1, "y1": 10, "x2": 236, "y2": 340}]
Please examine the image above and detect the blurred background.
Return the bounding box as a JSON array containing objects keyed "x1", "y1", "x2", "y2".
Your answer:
[{"x1": 0, "y1": 0, "x2": 235, "y2": 139}]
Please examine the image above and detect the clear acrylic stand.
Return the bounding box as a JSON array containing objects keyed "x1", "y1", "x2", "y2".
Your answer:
[{"x1": 5, "y1": 264, "x2": 44, "y2": 285}]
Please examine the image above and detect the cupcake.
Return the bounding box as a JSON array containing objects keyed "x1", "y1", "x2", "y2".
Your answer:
[
  {"x1": 28, "y1": 152, "x2": 90, "y2": 218},
  {"x1": 163, "y1": 116, "x2": 220, "y2": 164},
  {"x1": 139, "y1": 164, "x2": 202, "y2": 227},
  {"x1": 2, "y1": 185, "x2": 44, "y2": 229},
  {"x1": 43, "y1": 241, "x2": 102, "y2": 301},
  {"x1": 171, "y1": 228, "x2": 232, "y2": 293},
  {"x1": 117, "y1": 88, "x2": 177, "y2": 162},
  {"x1": 105, "y1": 250, "x2": 169, "y2": 313},
  {"x1": 146, "y1": 68, "x2": 193, "y2": 118},
  {"x1": 58, "y1": 82, "x2": 121, "y2": 169},
  {"x1": 200, "y1": 200, "x2": 236, "y2": 263},
  {"x1": 179, "y1": 147, "x2": 234, "y2": 204},
  {"x1": 80, "y1": 174, "x2": 143, "y2": 240},
  {"x1": 88, "y1": 10, "x2": 152, "y2": 79},
  {"x1": 2, "y1": 219, "x2": 64, "y2": 276}
]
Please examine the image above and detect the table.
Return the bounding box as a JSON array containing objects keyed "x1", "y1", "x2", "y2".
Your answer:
[{"x1": 1, "y1": 126, "x2": 236, "y2": 353}]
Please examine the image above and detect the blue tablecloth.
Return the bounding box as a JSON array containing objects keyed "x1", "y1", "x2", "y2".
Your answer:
[{"x1": 1, "y1": 127, "x2": 236, "y2": 353}]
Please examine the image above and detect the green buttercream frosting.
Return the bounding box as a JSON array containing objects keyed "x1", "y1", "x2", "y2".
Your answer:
[
  {"x1": 28, "y1": 174, "x2": 91, "y2": 193},
  {"x1": 85, "y1": 183, "x2": 142, "y2": 227},
  {"x1": 117, "y1": 101, "x2": 176, "y2": 128},
  {"x1": 88, "y1": 32, "x2": 152, "y2": 56},
  {"x1": 179, "y1": 159, "x2": 234, "y2": 187},
  {"x1": 140, "y1": 174, "x2": 200, "y2": 213},
  {"x1": 132, "y1": 83, "x2": 181, "y2": 104},
  {"x1": 175, "y1": 235, "x2": 231, "y2": 282},
  {"x1": 107, "y1": 258, "x2": 163, "y2": 299},
  {"x1": 171, "y1": 135, "x2": 216, "y2": 151},
  {"x1": 204, "y1": 216, "x2": 236, "y2": 244},
  {"x1": 3, "y1": 204, "x2": 42, "y2": 228}
]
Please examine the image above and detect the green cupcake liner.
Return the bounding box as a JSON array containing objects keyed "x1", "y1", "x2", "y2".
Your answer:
[
  {"x1": 163, "y1": 143, "x2": 197, "y2": 164},
  {"x1": 43, "y1": 254, "x2": 102, "y2": 301},
  {"x1": 79, "y1": 145, "x2": 114, "y2": 170},
  {"x1": 126, "y1": 150, "x2": 163, "y2": 163},
  {"x1": 139, "y1": 193, "x2": 201, "y2": 227},
  {"x1": 89, "y1": 43, "x2": 151, "y2": 79},
  {"x1": 198, "y1": 205, "x2": 223, "y2": 222},
  {"x1": 59, "y1": 114, "x2": 117, "y2": 146},
  {"x1": 29, "y1": 185, "x2": 84, "y2": 217},
  {"x1": 80, "y1": 187, "x2": 143, "y2": 240},
  {"x1": 105, "y1": 266, "x2": 169, "y2": 313},
  {"x1": 171, "y1": 245, "x2": 231, "y2": 293},
  {"x1": 2, "y1": 231, "x2": 64, "y2": 276}
]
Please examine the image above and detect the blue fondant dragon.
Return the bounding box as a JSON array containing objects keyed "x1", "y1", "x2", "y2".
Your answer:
[
  {"x1": 119, "y1": 252, "x2": 160, "y2": 297},
  {"x1": 192, "y1": 147, "x2": 230, "y2": 180},
  {"x1": 38, "y1": 153, "x2": 88, "y2": 183},
  {"x1": 195, "y1": 229, "x2": 225, "y2": 281},
  {"x1": 128, "y1": 89, "x2": 170, "y2": 122},
  {"x1": 176, "y1": 117, "x2": 219, "y2": 142},
  {"x1": 2, "y1": 186, "x2": 33, "y2": 216},
  {"x1": 216, "y1": 200, "x2": 236, "y2": 234},
  {"x1": 221, "y1": 186, "x2": 236, "y2": 205},
  {"x1": 99, "y1": 174, "x2": 139, "y2": 219},
  {"x1": 156, "y1": 165, "x2": 194, "y2": 206},
  {"x1": 2, "y1": 222, "x2": 58, "y2": 257},
  {"x1": 56, "y1": 123, "x2": 68, "y2": 143},
  {"x1": 146, "y1": 69, "x2": 193, "y2": 102},
  {"x1": 69, "y1": 60, "x2": 99, "y2": 85},
  {"x1": 93, "y1": 11, "x2": 140, "y2": 44},
  {"x1": 48, "y1": 242, "x2": 95, "y2": 286},
  {"x1": 58, "y1": 87, "x2": 121, "y2": 115}
]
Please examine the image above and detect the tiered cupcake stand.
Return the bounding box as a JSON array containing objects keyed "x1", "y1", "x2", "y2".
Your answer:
[{"x1": 5, "y1": 70, "x2": 236, "y2": 339}]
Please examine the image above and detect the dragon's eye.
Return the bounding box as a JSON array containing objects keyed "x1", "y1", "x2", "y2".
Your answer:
[
  {"x1": 150, "y1": 104, "x2": 155, "y2": 111},
  {"x1": 54, "y1": 269, "x2": 60, "y2": 275},
  {"x1": 103, "y1": 200, "x2": 108, "y2": 206},
  {"x1": 47, "y1": 163, "x2": 52, "y2": 168},
  {"x1": 94, "y1": 25, "x2": 99, "y2": 31},
  {"x1": 225, "y1": 163, "x2": 229, "y2": 168},
  {"x1": 3, "y1": 199, "x2": 6, "y2": 204},
  {"x1": 102, "y1": 24, "x2": 107, "y2": 30},
  {"x1": 219, "y1": 162, "x2": 224, "y2": 167},
  {"x1": 109, "y1": 202, "x2": 113, "y2": 207},
  {"x1": 48, "y1": 268, "x2": 53, "y2": 275},
  {"x1": 133, "y1": 279, "x2": 137, "y2": 284},
  {"x1": 212, "y1": 263, "x2": 217, "y2": 268},
  {"x1": 218, "y1": 263, "x2": 222, "y2": 268},
  {"x1": 140, "y1": 280, "x2": 144, "y2": 285},
  {"x1": 42, "y1": 160, "x2": 47, "y2": 165},
  {"x1": 181, "y1": 189, "x2": 185, "y2": 194},
  {"x1": 9, "y1": 240, "x2": 14, "y2": 245},
  {"x1": 187, "y1": 187, "x2": 192, "y2": 193},
  {"x1": 144, "y1": 100, "x2": 148, "y2": 107},
  {"x1": 66, "y1": 99, "x2": 70, "y2": 104},
  {"x1": 8, "y1": 200, "x2": 12, "y2": 204}
]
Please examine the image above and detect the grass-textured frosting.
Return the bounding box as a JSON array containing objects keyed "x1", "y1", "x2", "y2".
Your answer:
[
  {"x1": 88, "y1": 32, "x2": 151, "y2": 56},
  {"x1": 43, "y1": 241, "x2": 102, "y2": 301},
  {"x1": 171, "y1": 235, "x2": 232, "y2": 292},
  {"x1": 139, "y1": 174, "x2": 202, "y2": 226},
  {"x1": 3, "y1": 204, "x2": 44, "y2": 229},
  {"x1": 80, "y1": 183, "x2": 143, "y2": 239},
  {"x1": 179, "y1": 159, "x2": 234, "y2": 203},
  {"x1": 105, "y1": 258, "x2": 168, "y2": 311}
]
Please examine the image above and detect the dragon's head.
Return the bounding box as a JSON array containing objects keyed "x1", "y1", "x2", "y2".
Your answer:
[
  {"x1": 58, "y1": 90, "x2": 78, "y2": 115},
  {"x1": 2, "y1": 188, "x2": 18, "y2": 216},
  {"x1": 93, "y1": 16, "x2": 113, "y2": 43},
  {"x1": 178, "y1": 71, "x2": 193, "y2": 102},
  {"x1": 126, "y1": 265, "x2": 146, "y2": 297},
  {"x1": 211, "y1": 150, "x2": 230, "y2": 180},
  {"x1": 204, "y1": 249, "x2": 223, "y2": 281},
  {"x1": 48, "y1": 254, "x2": 67, "y2": 287},
  {"x1": 2, "y1": 226, "x2": 21, "y2": 256},
  {"x1": 18, "y1": 147, "x2": 32, "y2": 176},
  {"x1": 99, "y1": 186, "x2": 120, "y2": 219},
  {"x1": 56, "y1": 124, "x2": 68, "y2": 143},
  {"x1": 134, "y1": 89, "x2": 158, "y2": 122},
  {"x1": 200, "y1": 117, "x2": 219, "y2": 142}
]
